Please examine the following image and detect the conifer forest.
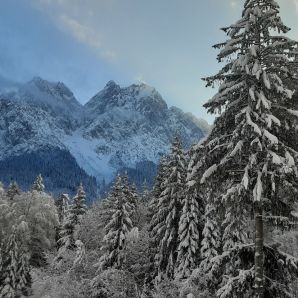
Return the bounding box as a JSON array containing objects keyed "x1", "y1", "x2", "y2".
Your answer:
[{"x1": 1, "y1": 0, "x2": 298, "y2": 297}]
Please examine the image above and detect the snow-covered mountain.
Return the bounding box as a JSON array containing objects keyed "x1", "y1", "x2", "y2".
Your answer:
[{"x1": 0, "y1": 77, "x2": 209, "y2": 198}]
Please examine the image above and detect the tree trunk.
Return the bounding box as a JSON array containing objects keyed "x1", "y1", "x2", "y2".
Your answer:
[{"x1": 254, "y1": 206, "x2": 264, "y2": 298}]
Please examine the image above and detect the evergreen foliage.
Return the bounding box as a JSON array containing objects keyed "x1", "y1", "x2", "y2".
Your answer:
[
  {"x1": 58, "y1": 184, "x2": 87, "y2": 251},
  {"x1": 58, "y1": 212, "x2": 76, "y2": 250},
  {"x1": 176, "y1": 144, "x2": 206, "y2": 279},
  {"x1": 71, "y1": 183, "x2": 88, "y2": 225},
  {"x1": 0, "y1": 227, "x2": 32, "y2": 298},
  {"x1": 196, "y1": 0, "x2": 298, "y2": 296},
  {"x1": 0, "y1": 149, "x2": 98, "y2": 200},
  {"x1": 56, "y1": 193, "x2": 70, "y2": 224},
  {"x1": 95, "y1": 175, "x2": 135, "y2": 271},
  {"x1": 31, "y1": 174, "x2": 45, "y2": 192},
  {"x1": 6, "y1": 181, "x2": 20, "y2": 200},
  {"x1": 176, "y1": 187, "x2": 201, "y2": 279},
  {"x1": 150, "y1": 137, "x2": 187, "y2": 279}
]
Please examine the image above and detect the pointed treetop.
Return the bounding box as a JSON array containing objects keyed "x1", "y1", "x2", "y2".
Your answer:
[
  {"x1": 71, "y1": 183, "x2": 87, "y2": 223},
  {"x1": 77, "y1": 182, "x2": 85, "y2": 195},
  {"x1": 6, "y1": 181, "x2": 20, "y2": 200},
  {"x1": 32, "y1": 174, "x2": 45, "y2": 192}
]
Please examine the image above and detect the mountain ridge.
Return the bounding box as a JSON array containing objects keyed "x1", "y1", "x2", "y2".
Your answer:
[{"x1": 0, "y1": 76, "x2": 210, "y2": 198}]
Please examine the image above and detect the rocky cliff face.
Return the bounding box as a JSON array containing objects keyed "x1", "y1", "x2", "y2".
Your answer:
[{"x1": 0, "y1": 77, "x2": 209, "y2": 198}]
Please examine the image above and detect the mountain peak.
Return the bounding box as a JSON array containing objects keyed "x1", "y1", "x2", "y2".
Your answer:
[
  {"x1": 85, "y1": 80, "x2": 167, "y2": 115},
  {"x1": 30, "y1": 76, "x2": 44, "y2": 83},
  {"x1": 105, "y1": 80, "x2": 119, "y2": 88},
  {"x1": 25, "y1": 77, "x2": 77, "y2": 103},
  {"x1": 11, "y1": 77, "x2": 83, "y2": 126},
  {"x1": 129, "y1": 82, "x2": 156, "y2": 98},
  {"x1": 102, "y1": 80, "x2": 121, "y2": 94},
  {"x1": 29, "y1": 76, "x2": 50, "y2": 89}
]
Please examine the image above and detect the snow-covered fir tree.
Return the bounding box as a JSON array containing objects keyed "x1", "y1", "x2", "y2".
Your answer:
[
  {"x1": 0, "y1": 226, "x2": 31, "y2": 298},
  {"x1": 56, "y1": 193, "x2": 70, "y2": 225},
  {"x1": 6, "y1": 181, "x2": 20, "y2": 201},
  {"x1": 58, "y1": 184, "x2": 87, "y2": 251},
  {"x1": 95, "y1": 175, "x2": 135, "y2": 271},
  {"x1": 175, "y1": 186, "x2": 202, "y2": 279},
  {"x1": 148, "y1": 156, "x2": 169, "y2": 222},
  {"x1": 175, "y1": 143, "x2": 206, "y2": 279},
  {"x1": 121, "y1": 174, "x2": 139, "y2": 213},
  {"x1": 31, "y1": 174, "x2": 45, "y2": 192},
  {"x1": 0, "y1": 228, "x2": 19, "y2": 298},
  {"x1": 16, "y1": 249, "x2": 32, "y2": 297},
  {"x1": 197, "y1": 0, "x2": 298, "y2": 296},
  {"x1": 71, "y1": 183, "x2": 87, "y2": 225},
  {"x1": 55, "y1": 193, "x2": 70, "y2": 249},
  {"x1": 146, "y1": 156, "x2": 170, "y2": 285},
  {"x1": 58, "y1": 212, "x2": 76, "y2": 250},
  {"x1": 150, "y1": 136, "x2": 187, "y2": 279}
]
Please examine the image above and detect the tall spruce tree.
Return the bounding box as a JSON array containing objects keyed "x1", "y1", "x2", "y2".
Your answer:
[
  {"x1": 58, "y1": 210, "x2": 76, "y2": 250},
  {"x1": 122, "y1": 174, "x2": 138, "y2": 211},
  {"x1": 58, "y1": 185, "x2": 87, "y2": 251},
  {"x1": 198, "y1": 0, "x2": 298, "y2": 296},
  {"x1": 95, "y1": 175, "x2": 135, "y2": 271},
  {"x1": 71, "y1": 183, "x2": 87, "y2": 225},
  {"x1": 56, "y1": 193, "x2": 70, "y2": 248},
  {"x1": 147, "y1": 156, "x2": 169, "y2": 284},
  {"x1": 175, "y1": 187, "x2": 201, "y2": 279},
  {"x1": 150, "y1": 137, "x2": 187, "y2": 279},
  {"x1": 56, "y1": 193, "x2": 70, "y2": 225},
  {"x1": 176, "y1": 144, "x2": 205, "y2": 279},
  {"x1": 16, "y1": 249, "x2": 32, "y2": 297},
  {"x1": 148, "y1": 156, "x2": 169, "y2": 220},
  {"x1": 0, "y1": 229, "x2": 18, "y2": 298},
  {"x1": 0, "y1": 226, "x2": 31, "y2": 298}
]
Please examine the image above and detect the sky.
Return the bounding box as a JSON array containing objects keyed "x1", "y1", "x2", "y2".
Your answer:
[{"x1": 0, "y1": 0, "x2": 298, "y2": 123}]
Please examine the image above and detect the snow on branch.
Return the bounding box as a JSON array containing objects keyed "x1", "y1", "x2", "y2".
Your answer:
[
  {"x1": 263, "y1": 129, "x2": 278, "y2": 145},
  {"x1": 217, "y1": 268, "x2": 254, "y2": 298},
  {"x1": 200, "y1": 164, "x2": 218, "y2": 184},
  {"x1": 286, "y1": 109, "x2": 298, "y2": 118}
]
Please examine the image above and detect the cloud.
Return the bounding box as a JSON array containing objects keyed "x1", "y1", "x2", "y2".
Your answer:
[
  {"x1": 58, "y1": 14, "x2": 116, "y2": 61},
  {"x1": 32, "y1": 0, "x2": 117, "y2": 61}
]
